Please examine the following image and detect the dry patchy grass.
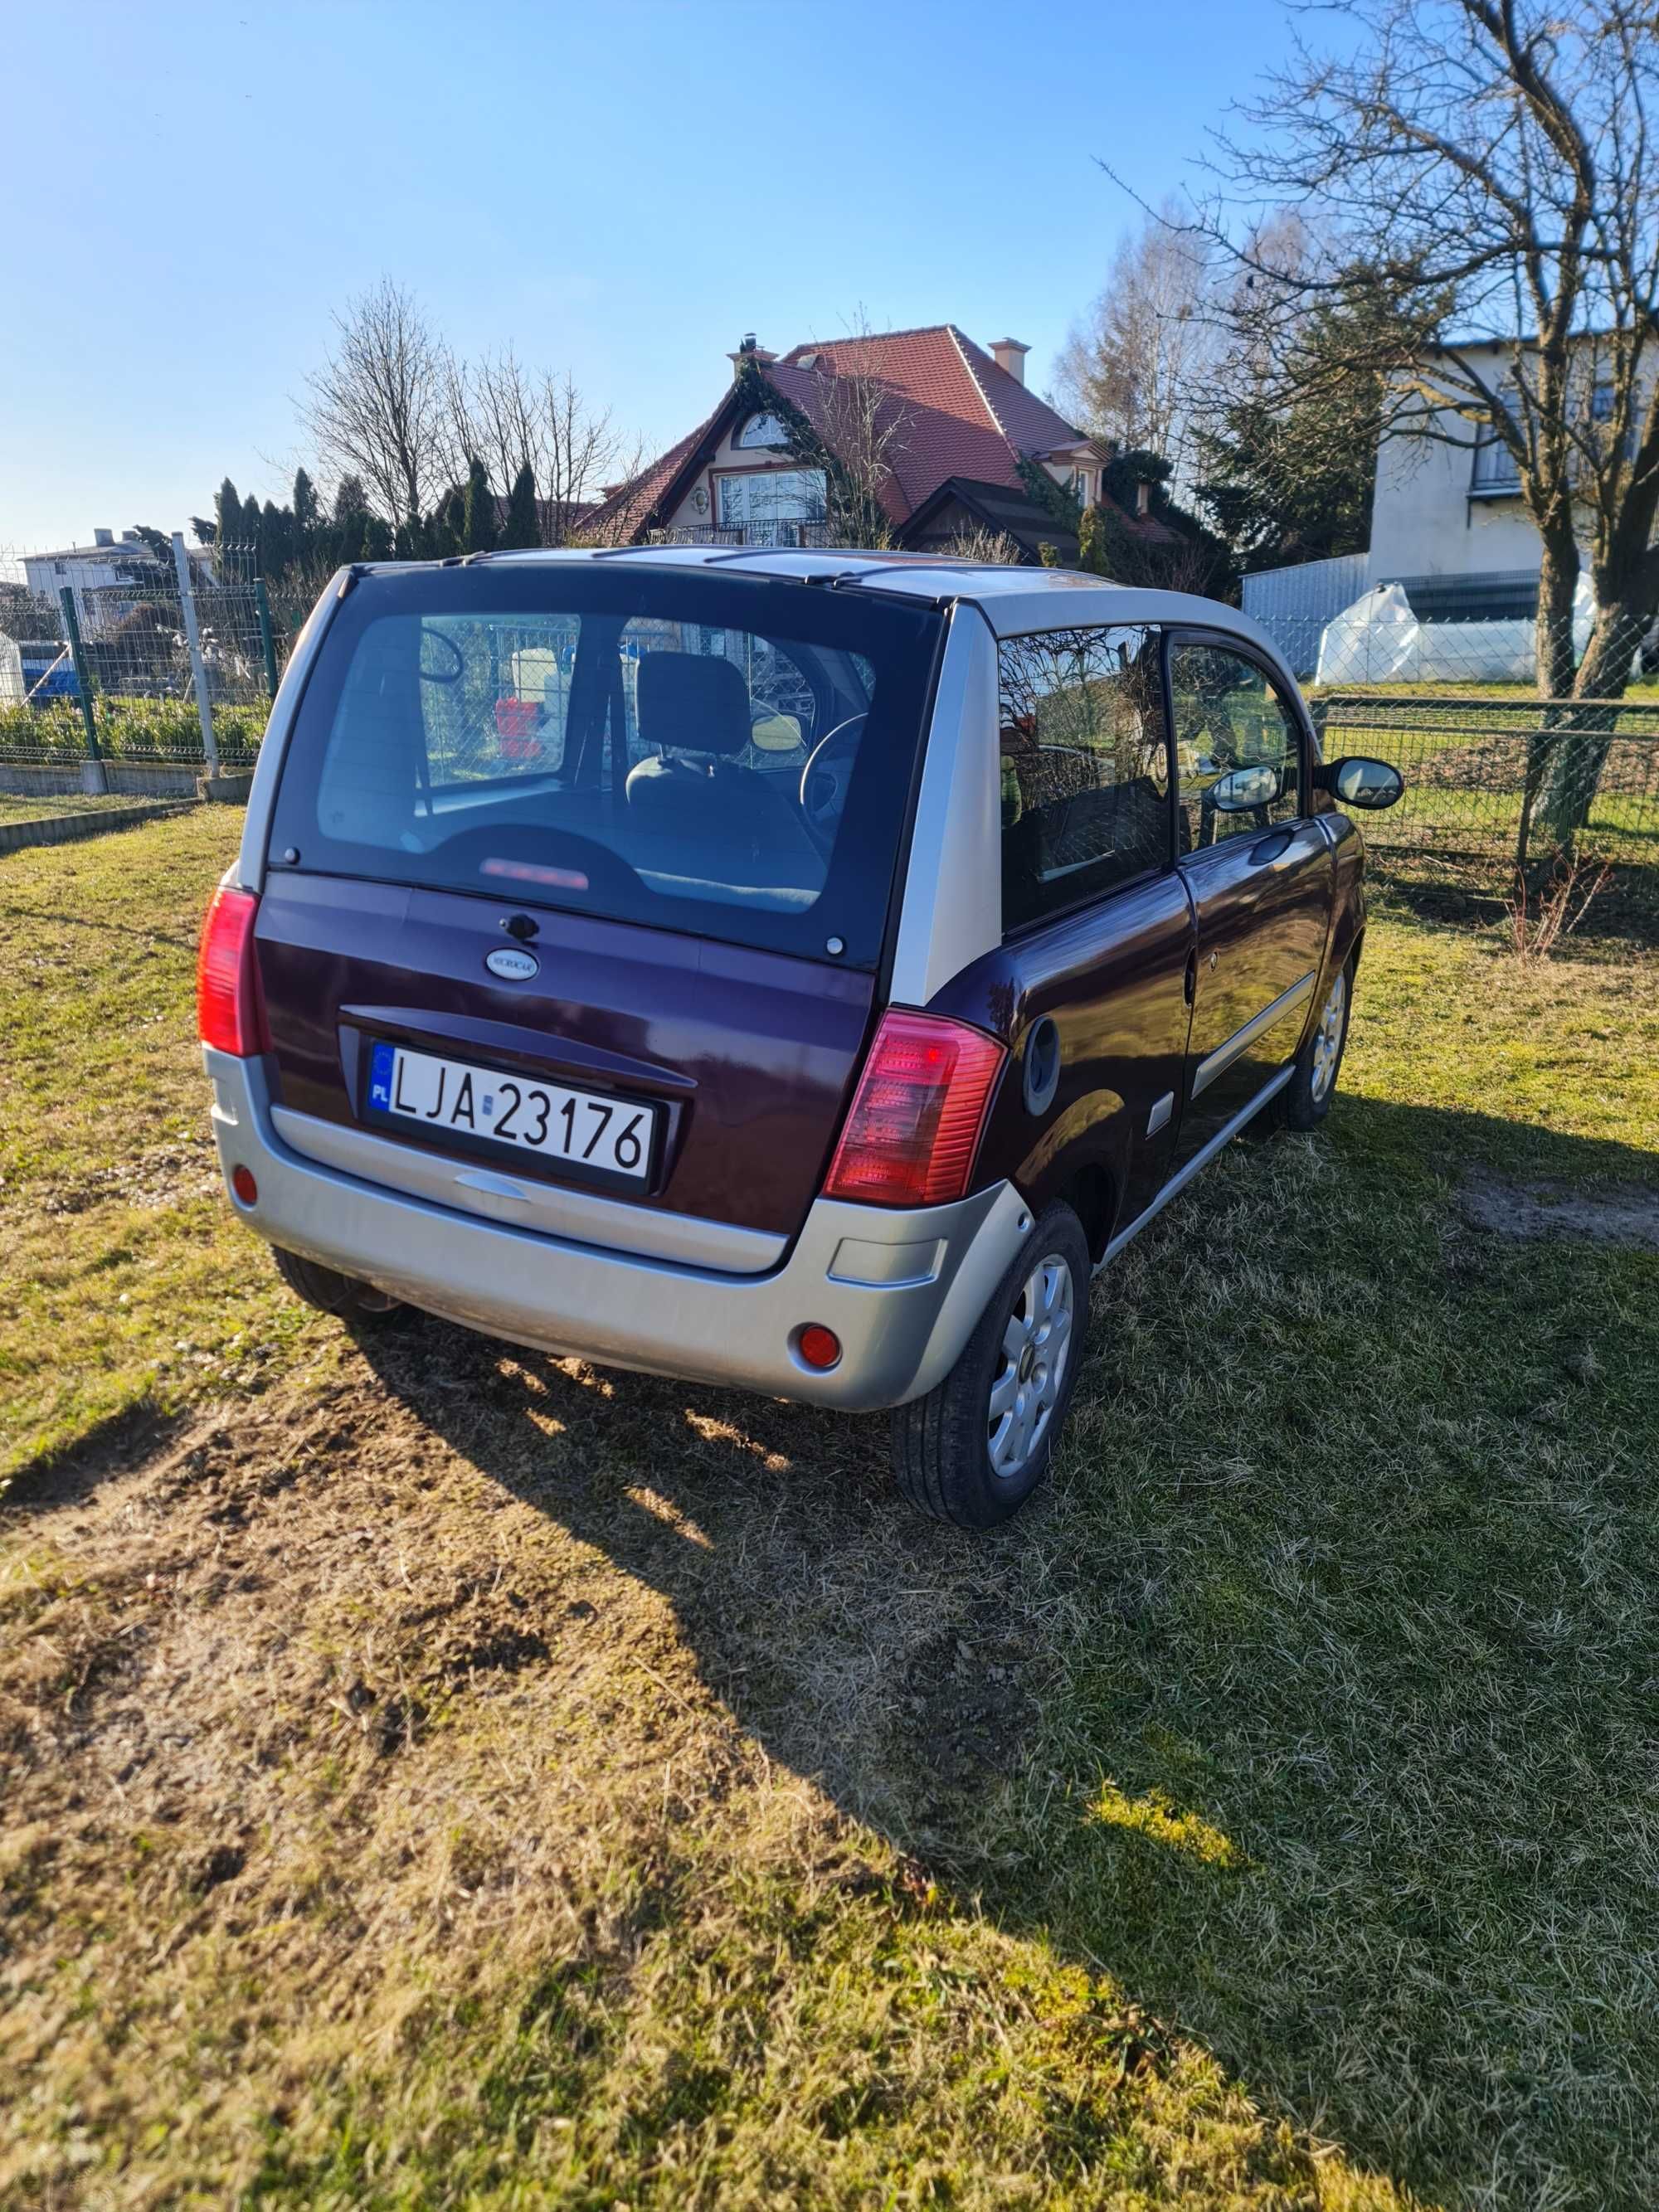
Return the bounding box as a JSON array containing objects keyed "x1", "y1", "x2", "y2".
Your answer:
[{"x1": 2, "y1": 816, "x2": 1657, "y2": 2209}]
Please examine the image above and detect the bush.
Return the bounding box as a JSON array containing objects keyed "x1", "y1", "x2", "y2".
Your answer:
[{"x1": 0, "y1": 696, "x2": 270, "y2": 763}]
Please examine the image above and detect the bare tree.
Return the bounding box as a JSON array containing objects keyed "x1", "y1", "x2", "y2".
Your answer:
[
  {"x1": 797, "y1": 314, "x2": 913, "y2": 548},
  {"x1": 542, "y1": 371, "x2": 634, "y2": 544},
  {"x1": 435, "y1": 352, "x2": 633, "y2": 545},
  {"x1": 300, "y1": 280, "x2": 445, "y2": 524},
  {"x1": 939, "y1": 525, "x2": 1024, "y2": 566},
  {"x1": 436, "y1": 349, "x2": 551, "y2": 509},
  {"x1": 1053, "y1": 201, "x2": 1216, "y2": 495},
  {"x1": 1179, "y1": 0, "x2": 1659, "y2": 842}
]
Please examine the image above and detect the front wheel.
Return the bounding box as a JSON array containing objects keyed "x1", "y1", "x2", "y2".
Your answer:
[
  {"x1": 890, "y1": 1203, "x2": 1091, "y2": 1529},
  {"x1": 1270, "y1": 959, "x2": 1353, "y2": 1133}
]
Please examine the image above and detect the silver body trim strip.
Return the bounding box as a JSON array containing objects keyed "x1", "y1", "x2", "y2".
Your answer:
[
  {"x1": 1147, "y1": 1091, "x2": 1174, "y2": 1136},
  {"x1": 1190, "y1": 970, "x2": 1315, "y2": 1100},
  {"x1": 270, "y1": 1104, "x2": 789, "y2": 1276},
  {"x1": 1100, "y1": 1065, "x2": 1295, "y2": 1270},
  {"x1": 209, "y1": 1049, "x2": 1030, "y2": 1412}
]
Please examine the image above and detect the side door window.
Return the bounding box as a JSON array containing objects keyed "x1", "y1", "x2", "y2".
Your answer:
[
  {"x1": 997, "y1": 624, "x2": 1172, "y2": 932},
  {"x1": 1169, "y1": 642, "x2": 1304, "y2": 852}
]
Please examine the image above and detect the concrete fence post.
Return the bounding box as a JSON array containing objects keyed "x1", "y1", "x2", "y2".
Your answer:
[{"x1": 172, "y1": 531, "x2": 219, "y2": 778}]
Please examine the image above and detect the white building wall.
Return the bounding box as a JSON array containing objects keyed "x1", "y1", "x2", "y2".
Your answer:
[
  {"x1": 20, "y1": 552, "x2": 143, "y2": 636},
  {"x1": 1365, "y1": 336, "x2": 1656, "y2": 591}
]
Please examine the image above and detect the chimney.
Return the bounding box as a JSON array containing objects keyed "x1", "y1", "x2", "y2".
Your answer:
[
  {"x1": 988, "y1": 338, "x2": 1030, "y2": 386},
  {"x1": 727, "y1": 331, "x2": 777, "y2": 376},
  {"x1": 93, "y1": 527, "x2": 114, "y2": 547}
]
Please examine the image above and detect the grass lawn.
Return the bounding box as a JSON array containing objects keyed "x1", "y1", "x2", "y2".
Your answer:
[{"x1": 2, "y1": 813, "x2": 1657, "y2": 2209}]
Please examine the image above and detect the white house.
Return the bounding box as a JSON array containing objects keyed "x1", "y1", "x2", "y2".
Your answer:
[
  {"x1": 22, "y1": 529, "x2": 160, "y2": 637},
  {"x1": 1362, "y1": 338, "x2": 1598, "y2": 623},
  {"x1": 1245, "y1": 335, "x2": 1652, "y2": 673}
]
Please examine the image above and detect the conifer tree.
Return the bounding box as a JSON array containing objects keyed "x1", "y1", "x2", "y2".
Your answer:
[
  {"x1": 463, "y1": 458, "x2": 498, "y2": 553},
  {"x1": 501, "y1": 462, "x2": 539, "y2": 549}
]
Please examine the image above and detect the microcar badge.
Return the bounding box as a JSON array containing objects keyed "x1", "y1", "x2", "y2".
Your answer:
[{"x1": 485, "y1": 946, "x2": 540, "y2": 982}]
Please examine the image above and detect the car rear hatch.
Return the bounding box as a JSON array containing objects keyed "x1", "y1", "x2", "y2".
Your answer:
[{"x1": 255, "y1": 562, "x2": 944, "y2": 1260}]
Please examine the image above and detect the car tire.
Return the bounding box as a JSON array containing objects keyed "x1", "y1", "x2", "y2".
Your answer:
[
  {"x1": 1271, "y1": 958, "x2": 1353, "y2": 1133},
  {"x1": 270, "y1": 1245, "x2": 401, "y2": 1318},
  {"x1": 890, "y1": 1202, "x2": 1091, "y2": 1530}
]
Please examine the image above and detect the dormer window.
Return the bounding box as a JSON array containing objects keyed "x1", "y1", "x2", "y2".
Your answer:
[{"x1": 735, "y1": 412, "x2": 791, "y2": 450}]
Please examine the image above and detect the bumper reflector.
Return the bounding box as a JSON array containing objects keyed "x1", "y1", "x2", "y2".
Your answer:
[{"x1": 795, "y1": 1324, "x2": 842, "y2": 1370}]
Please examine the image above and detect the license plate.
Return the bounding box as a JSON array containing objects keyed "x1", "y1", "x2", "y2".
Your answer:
[{"x1": 366, "y1": 1041, "x2": 655, "y2": 1180}]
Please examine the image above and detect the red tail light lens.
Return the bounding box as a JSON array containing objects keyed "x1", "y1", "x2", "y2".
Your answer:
[
  {"x1": 197, "y1": 885, "x2": 270, "y2": 1056},
  {"x1": 824, "y1": 1010, "x2": 1006, "y2": 1208}
]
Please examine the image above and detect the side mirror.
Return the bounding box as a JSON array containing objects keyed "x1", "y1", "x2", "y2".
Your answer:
[
  {"x1": 1210, "y1": 761, "x2": 1283, "y2": 813},
  {"x1": 1319, "y1": 756, "x2": 1405, "y2": 810}
]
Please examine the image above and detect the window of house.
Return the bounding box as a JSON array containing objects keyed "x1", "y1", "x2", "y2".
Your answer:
[
  {"x1": 1471, "y1": 432, "x2": 1521, "y2": 491},
  {"x1": 997, "y1": 625, "x2": 1171, "y2": 931},
  {"x1": 716, "y1": 467, "x2": 829, "y2": 545},
  {"x1": 734, "y1": 412, "x2": 791, "y2": 450},
  {"x1": 1169, "y1": 642, "x2": 1303, "y2": 848},
  {"x1": 1471, "y1": 381, "x2": 1523, "y2": 492}
]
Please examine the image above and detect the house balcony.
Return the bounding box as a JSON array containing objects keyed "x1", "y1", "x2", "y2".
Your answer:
[{"x1": 647, "y1": 520, "x2": 836, "y2": 549}]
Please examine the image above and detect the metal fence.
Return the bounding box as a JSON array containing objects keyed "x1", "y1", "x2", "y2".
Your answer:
[
  {"x1": 0, "y1": 538, "x2": 312, "y2": 795},
  {"x1": 1311, "y1": 690, "x2": 1659, "y2": 902}
]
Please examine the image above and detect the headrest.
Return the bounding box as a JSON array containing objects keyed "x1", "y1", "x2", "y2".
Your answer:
[{"x1": 636, "y1": 651, "x2": 751, "y2": 757}]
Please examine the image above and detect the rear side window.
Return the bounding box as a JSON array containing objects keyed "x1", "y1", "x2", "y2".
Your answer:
[
  {"x1": 273, "y1": 566, "x2": 941, "y2": 969},
  {"x1": 997, "y1": 624, "x2": 1171, "y2": 931}
]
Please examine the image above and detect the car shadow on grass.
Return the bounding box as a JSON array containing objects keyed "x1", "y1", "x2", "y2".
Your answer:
[{"x1": 347, "y1": 1097, "x2": 1659, "y2": 2211}]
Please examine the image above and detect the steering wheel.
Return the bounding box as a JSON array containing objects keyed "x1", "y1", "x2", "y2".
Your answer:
[
  {"x1": 418, "y1": 625, "x2": 465, "y2": 684},
  {"x1": 799, "y1": 715, "x2": 866, "y2": 844}
]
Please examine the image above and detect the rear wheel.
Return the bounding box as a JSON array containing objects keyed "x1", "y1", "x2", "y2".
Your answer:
[
  {"x1": 890, "y1": 1202, "x2": 1090, "y2": 1529},
  {"x1": 1268, "y1": 959, "x2": 1352, "y2": 1132},
  {"x1": 270, "y1": 1245, "x2": 401, "y2": 1318}
]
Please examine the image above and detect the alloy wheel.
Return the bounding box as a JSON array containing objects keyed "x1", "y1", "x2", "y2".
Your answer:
[
  {"x1": 1310, "y1": 970, "x2": 1348, "y2": 1104},
  {"x1": 987, "y1": 1253, "x2": 1073, "y2": 1480}
]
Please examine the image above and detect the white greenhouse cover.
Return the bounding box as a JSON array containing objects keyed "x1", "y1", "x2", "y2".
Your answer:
[
  {"x1": 0, "y1": 631, "x2": 24, "y2": 707},
  {"x1": 1315, "y1": 576, "x2": 1593, "y2": 686}
]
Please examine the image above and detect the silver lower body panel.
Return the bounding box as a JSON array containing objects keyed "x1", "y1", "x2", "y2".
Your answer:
[{"x1": 204, "y1": 1049, "x2": 1030, "y2": 1412}]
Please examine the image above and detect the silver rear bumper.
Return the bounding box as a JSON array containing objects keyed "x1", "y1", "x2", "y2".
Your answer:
[{"x1": 205, "y1": 1049, "x2": 1030, "y2": 1411}]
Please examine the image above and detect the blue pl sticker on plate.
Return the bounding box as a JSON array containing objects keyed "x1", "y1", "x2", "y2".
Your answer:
[{"x1": 368, "y1": 1041, "x2": 396, "y2": 1111}]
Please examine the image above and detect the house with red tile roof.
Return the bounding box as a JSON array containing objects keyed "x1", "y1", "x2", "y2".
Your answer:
[{"x1": 585, "y1": 325, "x2": 1179, "y2": 565}]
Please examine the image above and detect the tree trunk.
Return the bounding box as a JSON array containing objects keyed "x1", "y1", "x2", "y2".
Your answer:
[
  {"x1": 1517, "y1": 542, "x2": 1583, "y2": 874},
  {"x1": 1536, "y1": 599, "x2": 1650, "y2": 849}
]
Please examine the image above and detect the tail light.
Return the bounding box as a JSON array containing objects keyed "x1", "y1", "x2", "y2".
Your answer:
[
  {"x1": 823, "y1": 1010, "x2": 1005, "y2": 1208},
  {"x1": 197, "y1": 885, "x2": 270, "y2": 1056}
]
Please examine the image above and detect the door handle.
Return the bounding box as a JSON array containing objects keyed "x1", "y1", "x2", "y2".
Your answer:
[
  {"x1": 1183, "y1": 949, "x2": 1197, "y2": 1005},
  {"x1": 1249, "y1": 829, "x2": 1296, "y2": 867}
]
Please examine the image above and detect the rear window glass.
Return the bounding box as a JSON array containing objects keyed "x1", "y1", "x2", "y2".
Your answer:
[{"x1": 271, "y1": 566, "x2": 941, "y2": 968}]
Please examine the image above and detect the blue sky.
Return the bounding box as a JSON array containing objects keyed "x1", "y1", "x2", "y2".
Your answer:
[{"x1": 1, "y1": 0, "x2": 1304, "y2": 551}]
